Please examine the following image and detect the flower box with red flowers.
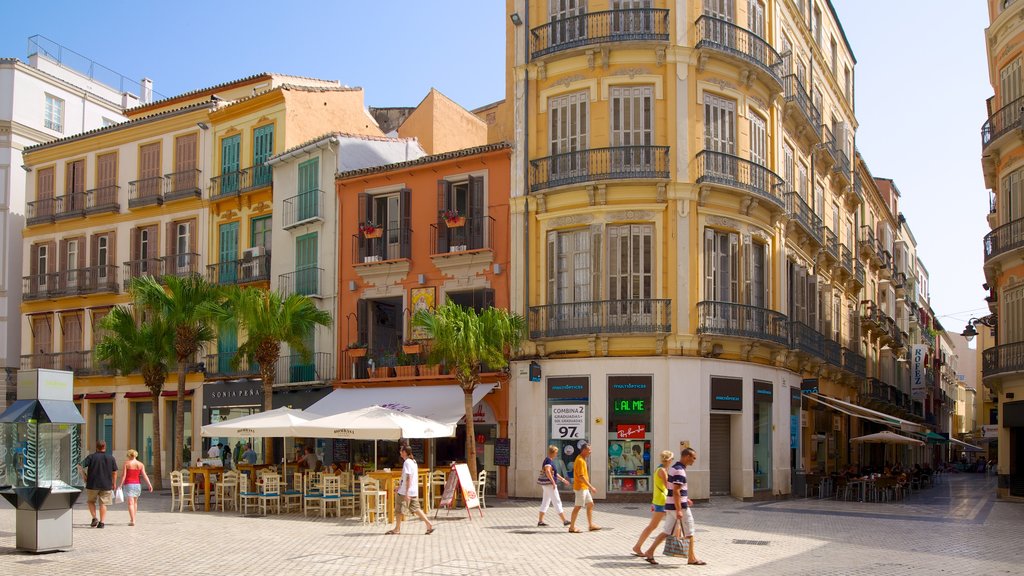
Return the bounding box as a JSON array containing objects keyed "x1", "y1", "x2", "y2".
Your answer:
[{"x1": 360, "y1": 222, "x2": 382, "y2": 238}]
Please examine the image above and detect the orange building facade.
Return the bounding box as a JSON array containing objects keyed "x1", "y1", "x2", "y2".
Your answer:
[{"x1": 334, "y1": 143, "x2": 512, "y2": 495}]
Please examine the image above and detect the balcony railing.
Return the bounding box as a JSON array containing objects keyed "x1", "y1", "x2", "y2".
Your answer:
[
  {"x1": 981, "y1": 93, "x2": 1024, "y2": 149},
  {"x1": 210, "y1": 165, "x2": 273, "y2": 200},
  {"x1": 86, "y1": 185, "x2": 119, "y2": 214},
  {"x1": 530, "y1": 8, "x2": 670, "y2": 58},
  {"x1": 823, "y1": 227, "x2": 839, "y2": 260},
  {"x1": 163, "y1": 253, "x2": 201, "y2": 277},
  {"x1": 22, "y1": 273, "x2": 58, "y2": 300},
  {"x1": 122, "y1": 258, "x2": 164, "y2": 289},
  {"x1": 280, "y1": 267, "x2": 322, "y2": 297},
  {"x1": 855, "y1": 260, "x2": 865, "y2": 286},
  {"x1": 26, "y1": 197, "x2": 57, "y2": 225},
  {"x1": 694, "y1": 150, "x2": 785, "y2": 208},
  {"x1": 128, "y1": 177, "x2": 165, "y2": 208},
  {"x1": 695, "y1": 301, "x2": 789, "y2": 346},
  {"x1": 528, "y1": 298, "x2": 671, "y2": 339},
  {"x1": 859, "y1": 225, "x2": 877, "y2": 259},
  {"x1": 853, "y1": 170, "x2": 864, "y2": 200},
  {"x1": 983, "y1": 341, "x2": 1024, "y2": 378},
  {"x1": 205, "y1": 352, "x2": 260, "y2": 379},
  {"x1": 840, "y1": 244, "x2": 853, "y2": 274},
  {"x1": 782, "y1": 75, "x2": 821, "y2": 133},
  {"x1": 55, "y1": 192, "x2": 87, "y2": 220},
  {"x1": 430, "y1": 215, "x2": 493, "y2": 255},
  {"x1": 790, "y1": 321, "x2": 824, "y2": 359},
  {"x1": 892, "y1": 271, "x2": 907, "y2": 290},
  {"x1": 823, "y1": 337, "x2": 842, "y2": 367},
  {"x1": 21, "y1": 351, "x2": 113, "y2": 376},
  {"x1": 820, "y1": 124, "x2": 839, "y2": 165},
  {"x1": 984, "y1": 217, "x2": 1024, "y2": 262},
  {"x1": 833, "y1": 147, "x2": 851, "y2": 181},
  {"x1": 277, "y1": 352, "x2": 334, "y2": 384},
  {"x1": 283, "y1": 190, "x2": 324, "y2": 229},
  {"x1": 164, "y1": 169, "x2": 202, "y2": 202},
  {"x1": 207, "y1": 254, "x2": 271, "y2": 285},
  {"x1": 529, "y1": 146, "x2": 670, "y2": 193},
  {"x1": 353, "y1": 225, "x2": 412, "y2": 263},
  {"x1": 785, "y1": 192, "x2": 823, "y2": 243},
  {"x1": 842, "y1": 348, "x2": 866, "y2": 377},
  {"x1": 694, "y1": 15, "x2": 782, "y2": 87},
  {"x1": 26, "y1": 266, "x2": 120, "y2": 298}
]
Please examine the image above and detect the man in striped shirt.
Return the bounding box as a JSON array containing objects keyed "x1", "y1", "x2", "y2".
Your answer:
[{"x1": 643, "y1": 447, "x2": 705, "y2": 565}]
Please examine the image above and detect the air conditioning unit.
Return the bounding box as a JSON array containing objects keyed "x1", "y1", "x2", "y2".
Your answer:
[
  {"x1": 243, "y1": 246, "x2": 265, "y2": 258},
  {"x1": 241, "y1": 246, "x2": 265, "y2": 279}
]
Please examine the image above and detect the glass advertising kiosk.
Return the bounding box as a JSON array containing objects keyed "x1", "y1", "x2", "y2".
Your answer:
[{"x1": 0, "y1": 369, "x2": 84, "y2": 553}]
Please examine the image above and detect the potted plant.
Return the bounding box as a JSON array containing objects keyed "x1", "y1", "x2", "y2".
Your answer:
[
  {"x1": 347, "y1": 342, "x2": 367, "y2": 358},
  {"x1": 359, "y1": 221, "x2": 382, "y2": 238},
  {"x1": 402, "y1": 339, "x2": 422, "y2": 355},
  {"x1": 443, "y1": 209, "x2": 465, "y2": 228},
  {"x1": 394, "y1": 351, "x2": 417, "y2": 378}
]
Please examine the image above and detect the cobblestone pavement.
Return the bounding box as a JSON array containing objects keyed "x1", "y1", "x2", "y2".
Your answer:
[{"x1": 1, "y1": 473, "x2": 1020, "y2": 575}]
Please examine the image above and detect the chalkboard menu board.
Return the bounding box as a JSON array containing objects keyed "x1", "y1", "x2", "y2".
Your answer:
[
  {"x1": 333, "y1": 439, "x2": 350, "y2": 463},
  {"x1": 493, "y1": 437, "x2": 511, "y2": 467},
  {"x1": 409, "y1": 439, "x2": 425, "y2": 463}
]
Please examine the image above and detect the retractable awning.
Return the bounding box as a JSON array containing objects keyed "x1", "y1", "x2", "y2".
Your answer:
[
  {"x1": 305, "y1": 384, "x2": 496, "y2": 429},
  {"x1": 948, "y1": 437, "x2": 984, "y2": 451},
  {"x1": 805, "y1": 393, "x2": 925, "y2": 433}
]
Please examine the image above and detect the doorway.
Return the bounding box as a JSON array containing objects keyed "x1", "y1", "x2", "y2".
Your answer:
[{"x1": 709, "y1": 413, "x2": 732, "y2": 495}]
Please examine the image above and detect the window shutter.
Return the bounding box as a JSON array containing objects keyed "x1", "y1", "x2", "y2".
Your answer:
[
  {"x1": 30, "y1": 244, "x2": 39, "y2": 276},
  {"x1": 704, "y1": 228, "x2": 715, "y2": 301},
  {"x1": 187, "y1": 220, "x2": 196, "y2": 254},
  {"x1": 167, "y1": 222, "x2": 176, "y2": 257},
  {"x1": 807, "y1": 274, "x2": 817, "y2": 330},
  {"x1": 356, "y1": 299, "x2": 369, "y2": 345},
  {"x1": 176, "y1": 134, "x2": 197, "y2": 172},
  {"x1": 97, "y1": 153, "x2": 117, "y2": 188},
  {"x1": 547, "y1": 231, "x2": 556, "y2": 304},
  {"x1": 469, "y1": 176, "x2": 485, "y2": 250},
  {"x1": 59, "y1": 240, "x2": 68, "y2": 274},
  {"x1": 591, "y1": 224, "x2": 602, "y2": 302},
  {"x1": 743, "y1": 236, "x2": 753, "y2": 305},
  {"x1": 130, "y1": 228, "x2": 139, "y2": 262},
  {"x1": 399, "y1": 188, "x2": 411, "y2": 259},
  {"x1": 437, "y1": 180, "x2": 451, "y2": 217},
  {"x1": 728, "y1": 233, "x2": 739, "y2": 304},
  {"x1": 37, "y1": 167, "x2": 54, "y2": 199}
]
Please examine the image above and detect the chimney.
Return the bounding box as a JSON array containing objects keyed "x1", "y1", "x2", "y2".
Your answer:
[{"x1": 140, "y1": 78, "x2": 153, "y2": 105}]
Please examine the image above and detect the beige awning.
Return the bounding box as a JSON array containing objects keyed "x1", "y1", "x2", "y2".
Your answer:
[{"x1": 805, "y1": 393, "x2": 925, "y2": 434}]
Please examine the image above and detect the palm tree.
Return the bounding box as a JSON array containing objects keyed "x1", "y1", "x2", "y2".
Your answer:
[
  {"x1": 217, "y1": 286, "x2": 332, "y2": 412},
  {"x1": 412, "y1": 302, "x2": 524, "y2": 478},
  {"x1": 94, "y1": 303, "x2": 174, "y2": 489},
  {"x1": 134, "y1": 275, "x2": 221, "y2": 470}
]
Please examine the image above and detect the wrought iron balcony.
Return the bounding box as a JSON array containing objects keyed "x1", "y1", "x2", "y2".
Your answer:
[
  {"x1": 207, "y1": 254, "x2": 271, "y2": 285},
  {"x1": 785, "y1": 192, "x2": 823, "y2": 244},
  {"x1": 858, "y1": 225, "x2": 878, "y2": 261},
  {"x1": 782, "y1": 75, "x2": 821, "y2": 137},
  {"x1": 695, "y1": 301, "x2": 789, "y2": 346},
  {"x1": 205, "y1": 352, "x2": 260, "y2": 379},
  {"x1": 839, "y1": 244, "x2": 853, "y2": 274},
  {"x1": 842, "y1": 347, "x2": 866, "y2": 377},
  {"x1": 26, "y1": 197, "x2": 57, "y2": 225},
  {"x1": 164, "y1": 169, "x2": 202, "y2": 202},
  {"x1": 22, "y1": 273, "x2": 60, "y2": 300},
  {"x1": 790, "y1": 321, "x2": 825, "y2": 359},
  {"x1": 280, "y1": 267, "x2": 323, "y2": 297},
  {"x1": 353, "y1": 225, "x2": 412, "y2": 263},
  {"x1": 529, "y1": 146, "x2": 669, "y2": 193},
  {"x1": 853, "y1": 170, "x2": 864, "y2": 200},
  {"x1": 86, "y1": 185, "x2": 119, "y2": 214},
  {"x1": 53, "y1": 192, "x2": 86, "y2": 221},
  {"x1": 162, "y1": 253, "x2": 201, "y2": 278},
  {"x1": 129, "y1": 177, "x2": 165, "y2": 208},
  {"x1": 854, "y1": 260, "x2": 865, "y2": 287},
  {"x1": 984, "y1": 216, "x2": 1024, "y2": 263},
  {"x1": 819, "y1": 124, "x2": 838, "y2": 167},
  {"x1": 694, "y1": 15, "x2": 783, "y2": 89},
  {"x1": 892, "y1": 271, "x2": 907, "y2": 290},
  {"x1": 832, "y1": 147, "x2": 851, "y2": 183},
  {"x1": 823, "y1": 337, "x2": 842, "y2": 367},
  {"x1": 21, "y1": 351, "x2": 113, "y2": 376},
  {"x1": 530, "y1": 8, "x2": 670, "y2": 58},
  {"x1": 430, "y1": 215, "x2": 493, "y2": 255},
  {"x1": 823, "y1": 227, "x2": 839, "y2": 261},
  {"x1": 30, "y1": 266, "x2": 119, "y2": 297},
  {"x1": 277, "y1": 352, "x2": 334, "y2": 384},
  {"x1": 210, "y1": 165, "x2": 273, "y2": 200},
  {"x1": 528, "y1": 298, "x2": 671, "y2": 339},
  {"x1": 122, "y1": 258, "x2": 164, "y2": 289},
  {"x1": 283, "y1": 190, "x2": 324, "y2": 229},
  {"x1": 981, "y1": 94, "x2": 1024, "y2": 150},
  {"x1": 694, "y1": 150, "x2": 785, "y2": 209},
  {"x1": 983, "y1": 341, "x2": 1024, "y2": 379}
]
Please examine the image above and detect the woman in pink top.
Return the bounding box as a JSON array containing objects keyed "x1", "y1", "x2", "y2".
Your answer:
[{"x1": 118, "y1": 449, "x2": 153, "y2": 526}]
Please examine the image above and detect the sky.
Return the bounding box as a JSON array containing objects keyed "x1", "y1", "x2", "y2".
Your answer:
[{"x1": 4, "y1": 0, "x2": 990, "y2": 328}]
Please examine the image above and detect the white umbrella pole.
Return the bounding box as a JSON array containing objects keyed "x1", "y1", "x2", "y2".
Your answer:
[{"x1": 374, "y1": 440, "x2": 378, "y2": 470}]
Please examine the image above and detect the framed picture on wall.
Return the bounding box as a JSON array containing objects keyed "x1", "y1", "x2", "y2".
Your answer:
[{"x1": 410, "y1": 287, "x2": 435, "y2": 340}]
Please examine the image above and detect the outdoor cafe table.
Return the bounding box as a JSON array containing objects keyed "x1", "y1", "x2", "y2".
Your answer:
[
  {"x1": 366, "y1": 470, "x2": 402, "y2": 524},
  {"x1": 236, "y1": 463, "x2": 276, "y2": 491},
  {"x1": 189, "y1": 466, "x2": 224, "y2": 512}
]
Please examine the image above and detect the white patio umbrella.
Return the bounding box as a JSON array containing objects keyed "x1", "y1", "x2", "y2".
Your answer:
[
  {"x1": 201, "y1": 407, "x2": 314, "y2": 480},
  {"x1": 850, "y1": 431, "x2": 924, "y2": 446}
]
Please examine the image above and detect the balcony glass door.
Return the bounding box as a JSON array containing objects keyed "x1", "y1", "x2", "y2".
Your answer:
[
  {"x1": 612, "y1": 0, "x2": 653, "y2": 35},
  {"x1": 298, "y1": 158, "x2": 319, "y2": 221},
  {"x1": 548, "y1": 228, "x2": 593, "y2": 335},
  {"x1": 219, "y1": 222, "x2": 239, "y2": 284},
  {"x1": 703, "y1": 0, "x2": 735, "y2": 46},
  {"x1": 704, "y1": 229, "x2": 739, "y2": 329},
  {"x1": 607, "y1": 224, "x2": 653, "y2": 326},
  {"x1": 217, "y1": 324, "x2": 237, "y2": 375},
  {"x1": 295, "y1": 232, "x2": 318, "y2": 296},
  {"x1": 549, "y1": 91, "x2": 589, "y2": 183},
  {"x1": 749, "y1": 112, "x2": 767, "y2": 191},
  {"x1": 610, "y1": 86, "x2": 653, "y2": 172},
  {"x1": 550, "y1": 0, "x2": 586, "y2": 47},
  {"x1": 704, "y1": 94, "x2": 736, "y2": 179}
]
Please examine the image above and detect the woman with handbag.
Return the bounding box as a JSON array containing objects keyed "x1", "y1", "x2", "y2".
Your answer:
[
  {"x1": 643, "y1": 448, "x2": 705, "y2": 565},
  {"x1": 118, "y1": 449, "x2": 153, "y2": 527},
  {"x1": 536, "y1": 445, "x2": 571, "y2": 527},
  {"x1": 631, "y1": 450, "x2": 673, "y2": 557}
]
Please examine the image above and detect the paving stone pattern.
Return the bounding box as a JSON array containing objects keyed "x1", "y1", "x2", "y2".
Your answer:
[{"x1": 1, "y1": 474, "x2": 1020, "y2": 575}]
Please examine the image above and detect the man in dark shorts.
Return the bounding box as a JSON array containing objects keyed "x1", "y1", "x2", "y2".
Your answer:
[
  {"x1": 385, "y1": 445, "x2": 434, "y2": 535},
  {"x1": 80, "y1": 440, "x2": 118, "y2": 528}
]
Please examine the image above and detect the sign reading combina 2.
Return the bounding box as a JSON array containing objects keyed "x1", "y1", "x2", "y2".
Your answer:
[{"x1": 551, "y1": 405, "x2": 586, "y2": 439}]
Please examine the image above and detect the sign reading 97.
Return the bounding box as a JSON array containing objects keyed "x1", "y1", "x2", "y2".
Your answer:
[{"x1": 551, "y1": 405, "x2": 586, "y2": 439}]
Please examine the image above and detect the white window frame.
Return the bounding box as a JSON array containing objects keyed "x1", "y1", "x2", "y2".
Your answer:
[
  {"x1": 38, "y1": 245, "x2": 48, "y2": 287},
  {"x1": 97, "y1": 237, "x2": 108, "y2": 279},
  {"x1": 44, "y1": 94, "x2": 64, "y2": 133}
]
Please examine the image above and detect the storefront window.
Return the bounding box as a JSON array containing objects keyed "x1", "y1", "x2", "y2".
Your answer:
[
  {"x1": 547, "y1": 377, "x2": 589, "y2": 490},
  {"x1": 607, "y1": 376, "x2": 652, "y2": 494},
  {"x1": 92, "y1": 403, "x2": 112, "y2": 452},
  {"x1": 753, "y1": 381, "x2": 773, "y2": 492},
  {"x1": 132, "y1": 401, "x2": 154, "y2": 468},
  {"x1": 166, "y1": 399, "x2": 193, "y2": 465}
]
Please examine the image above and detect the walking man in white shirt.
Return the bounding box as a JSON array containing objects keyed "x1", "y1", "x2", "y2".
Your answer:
[{"x1": 385, "y1": 445, "x2": 435, "y2": 535}]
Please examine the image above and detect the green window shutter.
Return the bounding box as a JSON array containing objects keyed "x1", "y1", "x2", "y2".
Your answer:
[
  {"x1": 295, "y1": 232, "x2": 318, "y2": 295},
  {"x1": 253, "y1": 125, "x2": 274, "y2": 187},
  {"x1": 218, "y1": 222, "x2": 239, "y2": 284},
  {"x1": 297, "y1": 158, "x2": 319, "y2": 221},
  {"x1": 221, "y1": 135, "x2": 241, "y2": 194}
]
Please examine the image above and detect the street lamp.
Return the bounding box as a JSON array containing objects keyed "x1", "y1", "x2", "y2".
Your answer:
[{"x1": 961, "y1": 315, "x2": 996, "y2": 343}]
